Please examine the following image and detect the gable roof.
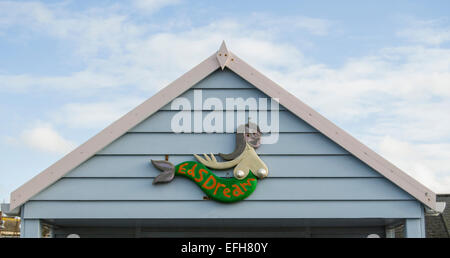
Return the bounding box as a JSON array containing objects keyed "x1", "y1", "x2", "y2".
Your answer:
[{"x1": 10, "y1": 42, "x2": 436, "y2": 210}]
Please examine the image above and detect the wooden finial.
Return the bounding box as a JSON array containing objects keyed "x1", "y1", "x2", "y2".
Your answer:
[{"x1": 216, "y1": 41, "x2": 231, "y2": 70}]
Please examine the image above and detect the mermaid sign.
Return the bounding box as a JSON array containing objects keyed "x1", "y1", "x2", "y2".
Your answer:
[{"x1": 151, "y1": 122, "x2": 268, "y2": 203}]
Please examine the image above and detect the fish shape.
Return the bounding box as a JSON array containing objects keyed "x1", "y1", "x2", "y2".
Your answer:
[{"x1": 151, "y1": 160, "x2": 258, "y2": 203}]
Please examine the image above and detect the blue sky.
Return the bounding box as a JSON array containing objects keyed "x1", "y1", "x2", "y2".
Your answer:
[{"x1": 1, "y1": 0, "x2": 450, "y2": 202}]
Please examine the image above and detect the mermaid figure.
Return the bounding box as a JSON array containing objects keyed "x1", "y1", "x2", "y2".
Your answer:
[{"x1": 150, "y1": 122, "x2": 269, "y2": 202}]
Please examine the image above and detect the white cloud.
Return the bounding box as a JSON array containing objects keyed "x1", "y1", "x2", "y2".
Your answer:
[
  {"x1": 52, "y1": 97, "x2": 145, "y2": 129},
  {"x1": 377, "y1": 136, "x2": 450, "y2": 193},
  {"x1": 262, "y1": 46, "x2": 450, "y2": 121},
  {"x1": 0, "y1": 1, "x2": 52, "y2": 27},
  {"x1": 0, "y1": 1, "x2": 146, "y2": 58},
  {"x1": 0, "y1": 2, "x2": 329, "y2": 94},
  {"x1": 132, "y1": 0, "x2": 181, "y2": 12},
  {"x1": 365, "y1": 100, "x2": 450, "y2": 143},
  {"x1": 0, "y1": 72, "x2": 130, "y2": 93},
  {"x1": 248, "y1": 13, "x2": 334, "y2": 36},
  {"x1": 20, "y1": 123, "x2": 76, "y2": 154},
  {"x1": 397, "y1": 18, "x2": 450, "y2": 46}
]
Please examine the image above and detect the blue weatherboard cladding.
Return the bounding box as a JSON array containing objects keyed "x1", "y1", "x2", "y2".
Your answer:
[{"x1": 24, "y1": 68, "x2": 422, "y2": 223}]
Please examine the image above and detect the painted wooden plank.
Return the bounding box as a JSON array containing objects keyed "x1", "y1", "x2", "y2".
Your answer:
[
  {"x1": 130, "y1": 110, "x2": 317, "y2": 133},
  {"x1": 66, "y1": 155, "x2": 381, "y2": 178},
  {"x1": 405, "y1": 218, "x2": 424, "y2": 238},
  {"x1": 31, "y1": 177, "x2": 413, "y2": 201},
  {"x1": 160, "y1": 88, "x2": 286, "y2": 110},
  {"x1": 420, "y1": 206, "x2": 426, "y2": 238},
  {"x1": 54, "y1": 226, "x2": 384, "y2": 234},
  {"x1": 39, "y1": 218, "x2": 401, "y2": 227},
  {"x1": 21, "y1": 219, "x2": 41, "y2": 238},
  {"x1": 23, "y1": 200, "x2": 423, "y2": 219},
  {"x1": 98, "y1": 133, "x2": 348, "y2": 155},
  {"x1": 192, "y1": 68, "x2": 254, "y2": 89}
]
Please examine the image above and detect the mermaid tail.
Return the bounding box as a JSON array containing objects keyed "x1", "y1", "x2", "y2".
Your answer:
[
  {"x1": 151, "y1": 160, "x2": 258, "y2": 202},
  {"x1": 151, "y1": 160, "x2": 175, "y2": 184}
]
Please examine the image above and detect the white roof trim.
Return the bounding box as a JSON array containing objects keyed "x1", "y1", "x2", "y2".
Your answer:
[{"x1": 10, "y1": 42, "x2": 436, "y2": 210}]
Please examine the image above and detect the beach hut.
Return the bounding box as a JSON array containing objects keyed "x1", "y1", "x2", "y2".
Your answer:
[{"x1": 6, "y1": 42, "x2": 440, "y2": 238}]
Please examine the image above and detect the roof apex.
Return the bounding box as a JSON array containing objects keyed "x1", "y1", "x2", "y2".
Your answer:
[{"x1": 216, "y1": 40, "x2": 231, "y2": 70}]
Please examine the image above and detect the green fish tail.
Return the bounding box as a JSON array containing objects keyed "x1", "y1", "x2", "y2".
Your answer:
[{"x1": 174, "y1": 161, "x2": 258, "y2": 203}]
